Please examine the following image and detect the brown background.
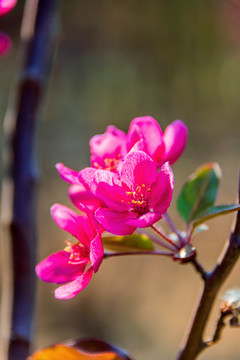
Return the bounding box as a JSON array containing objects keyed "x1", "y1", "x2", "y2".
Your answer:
[{"x1": 1, "y1": 1, "x2": 240, "y2": 359}]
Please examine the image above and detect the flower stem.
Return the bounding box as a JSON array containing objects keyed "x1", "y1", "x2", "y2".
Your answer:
[
  {"x1": 163, "y1": 212, "x2": 185, "y2": 244},
  {"x1": 151, "y1": 224, "x2": 179, "y2": 249},
  {"x1": 136, "y1": 229, "x2": 177, "y2": 251},
  {"x1": 104, "y1": 250, "x2": 174, "y2": 259}
]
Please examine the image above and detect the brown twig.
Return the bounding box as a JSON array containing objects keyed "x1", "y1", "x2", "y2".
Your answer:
[
  {"x1": 190, "y1": 257, "x2": 208, "y2": 281},
  {"x1": 204, "y1": 311, "x2": 230, "y2": 348}
]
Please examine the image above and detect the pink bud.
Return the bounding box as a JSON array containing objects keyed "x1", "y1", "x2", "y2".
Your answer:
[
  {"x1": 162, "y1": 120, "x2": 188, "y2": 165},
  {"x1": 0, "y1": 32, "x2": 11, "y2": 56},
  {"x1": 0, "y1": 0, "x2": 16, "y2": 16}
]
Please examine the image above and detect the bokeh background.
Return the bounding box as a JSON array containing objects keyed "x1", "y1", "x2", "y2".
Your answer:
[{"x1": 1, "y1": 1, "x2": 240, "y2": 359}]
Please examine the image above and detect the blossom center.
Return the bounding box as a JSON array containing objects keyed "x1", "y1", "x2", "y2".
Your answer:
[
  {"x1": 93, "y1": 155, "x2": 120, "y2": 172},
  {"x1": 64, "y1": 241, "x2": 89, "y2": 265},
  {"x1": 125, "y1": 184, "x2": 151, "y2": 214}
]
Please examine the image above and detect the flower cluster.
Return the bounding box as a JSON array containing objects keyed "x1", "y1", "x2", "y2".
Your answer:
[{"x1": 36, "y1": 116, "x2": 188, "y2": 299}]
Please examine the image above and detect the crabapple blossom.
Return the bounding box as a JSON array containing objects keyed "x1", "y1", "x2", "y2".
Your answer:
[
  {"x1": 127, "y1": 116, "x2": 188, "y2": 167},
  {"x1": 89, "y1": 116, "x2": 187, "y2": 172},
  {"x1": 36, "y1": 204, "x2": 103, "y2": 299},
  {"x1": 90, "y1": 125, "x2": 127, "y2": 172},
  {"x1": 79, "y1": 150, "x2": 174, "y2": 235},
  {"x1": 56, "y1": 162, "x2": 103, "y2": 213}
]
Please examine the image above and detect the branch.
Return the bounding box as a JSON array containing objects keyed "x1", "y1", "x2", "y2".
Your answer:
[
  {"x1": 176, "y1": 172, "x2": 240, "y2": 360},
  {"x1": 0, "y1": 1, "x2": 61, "y2": 359},
  {"x1": 104, "y1": 250, "x2": 174, "y2": 259},
  {"x1": 190, "y1": 257, "x2": 208, "y2": 281},
  {"x1": 204, "y1": 311, "x2": 230, "y2": 348}
]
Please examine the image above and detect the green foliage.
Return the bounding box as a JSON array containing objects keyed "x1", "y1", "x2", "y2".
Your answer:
[
  {"x1": 102, "y1": 233, "x2": 154, "y2": 252},
  {"x1": 192, "y1": 204, "x2": 240, "y2": 228},
  {"x1": 177, "y1": 163, "x2": 222, "y2": 223}
]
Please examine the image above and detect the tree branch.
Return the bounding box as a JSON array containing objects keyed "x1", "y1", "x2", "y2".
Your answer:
[
  {"x1": 176, "y1": 172, "x2": 240, "y2": 360},
  {"x1": 0, "y1": 1, "x2": 61, "y2": 359}
]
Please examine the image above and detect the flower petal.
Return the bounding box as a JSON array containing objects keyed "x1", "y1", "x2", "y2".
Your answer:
[
  {"x1": 121, "y1": 150, "x2": 158, "y2": 189},
  {"x1": 56, "y1": 163, "x2": 80, "y2": 184},
  {"x1": 151, "y1": 162, "x2": 174, "y2": 214},
  {"x1": 94, "y1": 181, "x2": 128, "y2": 211},
  {"x1": 68, "y1": 184, "x2": 103, "y2": 212},
  {"x1": 78, "y1": 167, "x2": 98, "y2": 190},
  {"x1": 90, "y1": 169, "x2": 117, "y2": 193},
  {"x1": 126, "y1": 211, "x2": 162, "y2": 228},
  {"x1": 127, "y1": 116, "x2": 163, "y2": 156},
  {"x1": 77, "y1": 203, "x2": 103, "y2": 245},
  {"x1": 96, "y1": 208, "x2": 136, "y2": 235},
  {"x1": 162, "y1": 120, "x2": 188, "y2": 164},
  {"x1": 75, "y1": 204, "x2": 104, "y2": 272},
  {"x1": 129, "y1": 139, "x2": 147, "y2": 153},
  {"x1": 50, "y1": 204, "x2": 90, "y2": 247},
  {"x1": 35, "y1": 250, "x2": 86, "y2": 284},
  {"x1": 55, "y1": 267, "x2": 94, "y2": 299},
  {"x1": 89, "y1": 233, "x2": 104, "y2": 272},
  {"x1": 80, "y1": 169, "x2": 127, "y2": 211},
  {"x1": 90, "y1": 125, "x2": 127, "y2": 170}
]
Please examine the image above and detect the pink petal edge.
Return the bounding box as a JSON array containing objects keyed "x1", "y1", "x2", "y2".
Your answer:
[{"x1": 55, "y1": 267, "x2": 94, "y2": 299}]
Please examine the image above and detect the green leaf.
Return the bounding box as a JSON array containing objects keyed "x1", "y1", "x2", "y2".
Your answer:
[
  {"x1": 177, "y1": 162, "x2": 222, "y2": 223},
  {"x1": 102, "y1": 233, "x2": 154, "y2": 252},
  {"x1": 192, "y1": 204, "x2": 240, "y2": 228}
]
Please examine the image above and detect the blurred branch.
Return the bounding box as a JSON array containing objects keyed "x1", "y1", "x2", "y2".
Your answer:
[
  {"x1": 0, "y1": 1, "x2": 61, "y2": 359},
  {"x1": 190, "y1": 257, "x2": 207, "y2": 281},
  {"x1": 204, "y1": 310, "x2": 231, "y2": 348},
  {"x1": 176, "y1": 171, "x2": 240, "y2": 360}
]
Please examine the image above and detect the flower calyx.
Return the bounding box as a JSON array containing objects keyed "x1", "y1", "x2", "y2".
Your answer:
[{"x1": 173, "y1": 243, "x2": 196, "y2": 263}]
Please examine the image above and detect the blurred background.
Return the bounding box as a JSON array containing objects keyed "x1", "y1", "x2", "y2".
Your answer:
[{"x1": 1, "y1": 0, "x2": 240, "y2": 359}]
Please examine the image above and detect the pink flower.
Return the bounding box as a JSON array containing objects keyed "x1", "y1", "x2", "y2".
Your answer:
[
  {"x1": 90, "y1": 125, "x2": 127, "y2": 172},
  {"x1": 79, "y1": 151, "x2": 174, "y2": 235},
  {"x1": 161, "y1": 119, "x2": 188, "y2": 164},
  {"x1": 0, "y1": 32, "x2": 11, "y2": 56},
  {"x1": 35, "y1": 204, "x2": 104, "y2": 299},
  {"x1": 0, "y1": 0, "x2": 16, "y2": 16},
  {"x1": 89, "y1": 117, "x2": 187, "y2": 172},
  {"x1": 56, "y1": 163, "x2": 104, "y2": 213},
  {"x1": 127, "y1": 116, "x2": 188, "y2": 167},
  {"x1": 56, "y1": 162, "x2": 80, "y2": 184}
]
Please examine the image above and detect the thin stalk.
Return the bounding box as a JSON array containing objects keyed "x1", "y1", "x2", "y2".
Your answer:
[
  {"x1": 136, "y1": 229, "x2": 177, "y2": 251},
  {"x1": 205, "y1": 311, "x2": 230, "y2": 347},
  {"x1": 0, "y1": 1, "x2": 61, "y2": 359},
  {"x1": 163, "y1": 212, "x2": 185, "y2": 244},
  {"x1": 104, "y1": 251, "x2": 174, "y2": 259},
  {"x1": 151, "y1": 224, "x2": 179, "y2": 249}
]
